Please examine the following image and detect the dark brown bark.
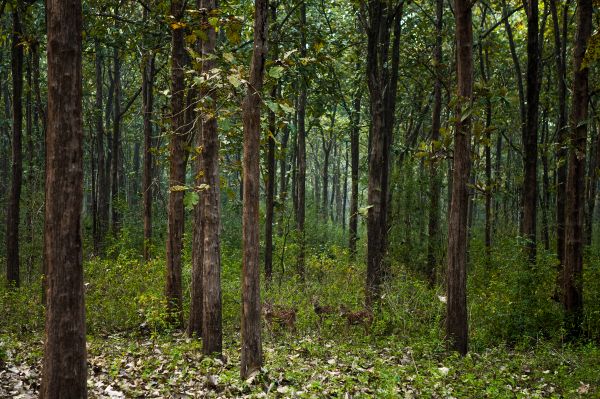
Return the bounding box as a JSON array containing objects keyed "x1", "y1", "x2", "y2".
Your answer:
[
  {"x1": 278, "y1": 125, "x2": 290, "y2": 236},
  {"x1": 25, "y1": 50, "x2": 34, "y2": 280},
  {"x1": 349, "y1": 89, "x2": 361, "y2": 258},
  {"x1": 41, "y1": 0, "x2": 87, "y2": 395},
  {"x1": 562, "y1": 0, "x2": 592, "y2": 338},
  {"x1": 446, "y1": 0, "x2": 473, "y2": 355},
  {"x1": 241, "y1": 0, "x2": 268, "y2": 378},
  {"x1": 165, "y1": 0, "x2": 187, "y2": 328},
  {"x1": 364, "y1": 1, "x2": 401, "y2": 306},
  {"x1": 199, "y1": 0, "x2": 222, "y2": 355},
  {"x1": 95, "y1": 41, "x2": 108, "y2": 250},
  {"x1": 426, "y1": 0, "x2": 443, "y2": 286},
  {"x1": 479, "y1": 42, "x2": 492, "y2": 263},
  {"x1": 111, "y1": 44, "x2": 122, "y2": 235},
  {"x1": 142, "y1": 46, "x2": 155, "y2": 261},
  {"x1": 585, "y1": 117, "x2": 599, "y2": 245},
  {"x1": 6, "y1": 8, "x2": 23, "y2": 287},
  {"x1": 549, "y1": 0, "x2": 570, "y2": 270},
  {"x1": 541, "y1": 112, "x2": 551, "y2": 250},
  {"x1": 265, "y1": 2, "x2": 278, "y2": 284},
  {"x1": 296, "y1": 2, "x2": 307, "y2": 280},
  {"x1": 522, "y1": 0, "x2": 540, "y2": 263}
]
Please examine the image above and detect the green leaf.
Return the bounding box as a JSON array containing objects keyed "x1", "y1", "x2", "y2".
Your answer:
[
  {"x1": 268, "y1": 66, "x2": 284, "y2": 79},
  {"x1": 227, "y1": 74, "x2": 242, "y2": 88},
  {"x1": 184, "y1": 192, "x2": 199, "y2": 211}
]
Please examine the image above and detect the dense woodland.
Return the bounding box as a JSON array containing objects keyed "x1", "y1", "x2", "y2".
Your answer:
[{"x1": 1, "y1": 0, "x2": 600, "y2": 397}]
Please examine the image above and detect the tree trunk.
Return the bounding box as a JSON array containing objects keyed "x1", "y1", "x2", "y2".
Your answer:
[
  {"x1": 241, "y1": 0, "x2": 268, "y2": 379},
  {"x1": 349, "y1": 90, "x2": 361, "y2": 258},
  {"x1": 111, "y1": 44, "x2": 122, "y2": 235},
  {"x1": 522, "y1": 0, "x2": 540, "y2": 263},
  {"x1": 585, "y1": 117, "x2": 599, "y2": 246},
  {"x1": 265, "y1": 3, "x2": 278, "y2": 284},
  {"x1": 142, "y1": 42, "x2": 155, "y2": 261},
  {"x1": 549, "y1": 0, "x2": 570, "y2": 274},
  {"x1": 278, "y1": 125, "x2": 290, "y2": 236},
  {"x1": 446, "y1": 0, "x2": 473, "y2": 355},
  {"x1": 199, "y1": 0, "x2": 222, "y2": 355},
  {"x1": 296, "y1": 2, "x2": 307, "y2": 280},
  {"x1": 165, "y1": 0, "x2": 187, "y2": 328},
  {"x1": 41, "y1": 0, "x2": 87, "y2": 395},
  {"x1": 6, "y1": 8, "x2": 23, "y2": 287},
  {"x1": 426, "y1": 0, "x2": 443, "y2": 286},
  {"x1": 562, "y1": 0, "x2": 592, "y2": 338}
]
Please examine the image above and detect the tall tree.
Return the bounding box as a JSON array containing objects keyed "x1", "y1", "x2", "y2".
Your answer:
[
  {"x1": 446, "y1": 0, "x2": 473, "y2": 355},
  {"x1": 296, "y1": 1, "x2": 307, "y2": 280},
  {"x1": 142, "y1": 35, "x2": 155, "y2": 261},
  {"x1": 264, "y1": 2, "x2": 278, "y2": 284},
  {"x1": 41, "y1": 0, "x2": 87, "y2": 395},
  {"x1": 6, "y1": 6, "x2": 23, "y2": 287},
  {"x1": 241, "y1": 0, "x2": 268, "y2": 379},
  {"x1": 165, "y1": 0, "x2": 187, "y2": 328},
  {"x1": 521, "y1": 0, "x2": 540, "y2": 263},
  {"x1": 549, "y1": 0, "x2": 570, "y2": 272},
  {"x1": 199, "y1": 0, "x2": 222, "y2": 356},
  {"x1": 349, "y1": 88, "x2": 361, "y2": 258},
  {"x1": 363, "y1": 0, "x2": 402, "y2": 306},
  {"x1": 94, "y1": 41, "x2": 109, "y2": 250},
  {"x1": 562, "y1": 0, "x2": 592, "y2": 338},
  {"x1": 426, "y1": 0, "x2": 443, "y2": 286}
]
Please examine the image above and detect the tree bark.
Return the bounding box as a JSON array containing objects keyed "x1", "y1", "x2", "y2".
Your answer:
[
  {"x1": 142, "y1": 43, "x2": 155, "y2": 261},
  {"x1": 95, "y1": 41, "x2": 109, "y2": 251},
  {"x1": 446, "y1": 0, "x2": 473, "y2": 356},
  {"x1": 241, "y1": 0, "x2": 268, "y2": 379},
  {"x1": 199, "y1": 0, "x2": 222, "y2": 356},
  {"x1": 549, "y1": 0, "x2": 570, "y2": 272},
  {"x1": 427, "y1": 0, "x2": 443, "y2": 286},
  {"x1": 296, "y1": 2, "x2": 307, "y2": 280},
  {"x1": 165, "y1": 0, "x2": 187, "y2": 328},
  {"x1": 562, "y1": 0, "x2": 592, "y2": 338},
  {"x1": 522, "y1": 0, "x2": 540, "y2": 263},
  {"x1": 41, "y1": 0, "x2": 87, "y2": 395},
  {"x1": 349, "y1": 89, "x2": 361, "y2": 258},
  {"x1": 111, "y1": 44, "x2": 122, "y2": 235},
  {"x1": 6, "y1": 8, "x2": 23, "y2": 287},
  {"x1": 265, "y1": 2, "x2": 278, "y2": 284}
]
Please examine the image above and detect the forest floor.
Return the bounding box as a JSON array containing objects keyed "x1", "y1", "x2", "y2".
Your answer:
[{"x1": 1, "y1": 330, "x2": 598, "y2": 398}]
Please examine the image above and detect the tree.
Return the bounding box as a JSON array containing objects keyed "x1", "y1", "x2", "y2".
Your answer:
[
  {"x1": 200, "y1": 0, "x2": 222, "y2": 356},
  {"x1": 349, "y1": 87, "x2": 361, "y2": 258},
  {"x1": 446, "y1": 0, "x2": 473, "y2": 355},
  {"x1": 241, "y1": 0, "x2": 268, "y2": 379},
  {"x1": 522, "y1": 0, "x2": 540, "y2": 263},
  {"x1": 426, "y1": 0, "x2": 443, "y2": 286},
  {"x1": 142, "y1": 8, "x2": 155, "y2": 261},
  {"x1": 6, "y1": 6, "x2": 23, "y2": 287},
  {"x1": 165, "y1": 0, "x2": 187, "y2": 328},
  {"x1": 363, "y1": 0, "x2": 403, "y2": 306},
  {"x1": 295, "y1": 1, "x2": 307, "y2": 280},
  {"x1": 562, "y1": 0, "x2": 592, "y2": 338},
  {"x1": 41, "y1": 0, "x2": 87, "y2": 395}
]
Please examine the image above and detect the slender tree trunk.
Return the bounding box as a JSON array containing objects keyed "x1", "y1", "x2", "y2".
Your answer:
[
  {"x1": 165, "y1": 0, "x2": 187, "y2": 328},
  {"x1": 446, "y1": 0, "x2": 473, "y2": 355},
  {"x1": 142, "y1": 45, "x2": 155, "y2": 260},
  {"x1": 265, "y1": 3, "x2": 278, "y2": 284},
  {"x1": 241, "y1": 0, "x2": 268, "y2": 378},
  {"x1": 278, "y1": 125, "x2": 290, "y2": 236},
  {"x1": 349, "y1": 90, "x2": 361, "y2": 258},
  {"x1": 562, "y1": 0, "x2": 592, "y2": 337},
  {"x1": 541, "y1": 112, "x2": 551, "y2": 250},
  {"x1": 427, "y1": 0, "x2": 443, "y2": 285},
  {"x1": 522, "y1": 0, "x2": 540, "y2": 263},
  {"x1": 296, "y1": 2, "x2": 307, "y2": 280},
  {"x1": 25, "y1": 52, "x2": 34, "y2": 280},
  {"x1": 94, "y1": 43, "x2": 107, "y2": 252},
  {"x1": 111, "y1": 44, "x2": 122, "y2": 235},
  {"x1": 322, "y1": 140, "x2": 331, "y2": 220},
  {"x1": 342, "y1": 141, "x2": 348, "y2": 231},
  {"x1": 6, "y1": 8, "x2": 23, "y2": 287},
  {"x1": 549, "y1": 0, "x2": 570, "y2": 274},
  {"x1": 41, "y1": 0, "x2": 87, "y2": 395},
  {"x1": 585, "y1": 117, "x2": 599, "y2": 246},
  {"x1": 199, "y1": 0, "x2": 222, "y2": 355}
]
